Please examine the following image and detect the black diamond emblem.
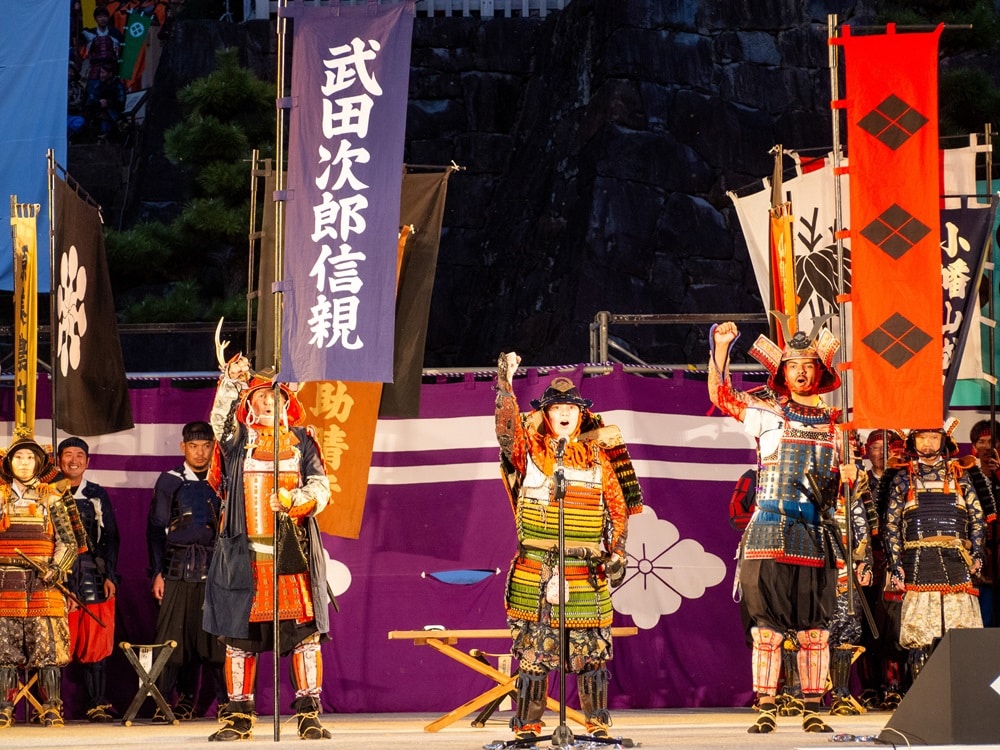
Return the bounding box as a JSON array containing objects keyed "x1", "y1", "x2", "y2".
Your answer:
[
  {"x1": 859, "y1": 204, "x2": 931, "y2": 260},
  {"x1": 857, "y1": 94, "x2": 929, "y2": 150},
  {"x1": 861, "y1": 313, "x2": 934, "y2": 368}
]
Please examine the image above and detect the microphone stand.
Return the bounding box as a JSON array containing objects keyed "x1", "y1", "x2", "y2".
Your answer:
[
  {"x1": 551, "y1": 437, "x2": 573, "y2": 748},
  {"x1": 500, "y1": 437, "x2": 633, "y2": 749}
]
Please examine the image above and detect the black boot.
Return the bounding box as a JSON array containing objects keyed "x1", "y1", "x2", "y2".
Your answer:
[
  {"x1": 578, "y1": 667, "x2": 612, "y2": 738},
  {"x1": 802, "y1": 699, "x2": 834, "y2": 733},
  {"x1": 908, "y1": 646, "x2": 931, "y2": 682},
  {"x1": 84, "y1": 661, "x2": 115, "y2": 722},
  {"x1": 510, "y1": 667, "x2": 548, "y2": 741},
  {"x1": 829, "y1": 647, "x2": 859, "y2": 715},
  {"x1": 748, "y1": 699, "x2": 777, "y2": 734},
  {"x1": 778, "y1": 637, "x2": 804, "y2": 716},
  {"x1": 208, "y1": 699, "x2": 255, "y2": 741},
  {"x1": 293, "y1": 695, "x2": 331, "y2": 739}
]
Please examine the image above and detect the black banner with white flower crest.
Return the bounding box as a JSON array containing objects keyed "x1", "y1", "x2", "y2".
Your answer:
[{"x1": 53, "y1": 176, "x2": 133, "y2": 436}]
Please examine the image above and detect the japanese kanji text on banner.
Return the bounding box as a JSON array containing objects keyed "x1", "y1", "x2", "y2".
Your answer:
[{"x1": 279, "y1": 1, "x2": 415, "y2": 384}]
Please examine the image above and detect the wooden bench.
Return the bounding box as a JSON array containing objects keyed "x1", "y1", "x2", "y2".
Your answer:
[{"x1": 388, "y1": 626, "x2": 638, "y2": 732}]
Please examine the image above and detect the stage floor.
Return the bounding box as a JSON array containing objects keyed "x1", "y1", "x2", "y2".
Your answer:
[{"x1": 3, "y1": 708, "x2": 996, "y2": 750}]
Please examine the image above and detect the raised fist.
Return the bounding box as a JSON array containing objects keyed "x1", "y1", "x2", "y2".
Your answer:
[
  {"x1": 227, "y1": 354, "x2": 251, "y2": 383},
  {"x1": 497, "y1": 351, "x2": 520, "y2": 391},
  {"x1": 713, "y1": 321, "x2": 739, "y2": 348}
]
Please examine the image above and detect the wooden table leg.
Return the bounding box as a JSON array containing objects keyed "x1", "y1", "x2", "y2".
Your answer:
[
  {"x1": 424, "y1": 677, "x2": 518, "y2": 732},
  {"x1": 419, "y1": 638, "x2": 586, "y2": 732}
]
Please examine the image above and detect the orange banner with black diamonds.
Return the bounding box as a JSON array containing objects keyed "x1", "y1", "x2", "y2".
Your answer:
[{"x1": 835, "y1": 25, "x2": 943, "y2": 428}]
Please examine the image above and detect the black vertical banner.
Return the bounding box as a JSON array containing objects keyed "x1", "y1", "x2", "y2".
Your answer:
[
  {"x1": 53, "y1": 177, "x2": 134, "y2": 435},
  {"x1": 379, "y1": 169, "x2": 452, "y2": 417}
]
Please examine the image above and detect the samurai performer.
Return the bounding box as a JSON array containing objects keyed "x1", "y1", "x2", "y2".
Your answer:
[
  {"x1": 883, "y1": 422, "x2": 985, "y2": 678},
  {"x1": 203, "y1": 354, "x2": 333, "y2": 741},
  {"x1": 709, "y1": 320, "x2": 854, "y2": 734},
  {"x1": 495, "y1": 352, "x2": 643, "y2": 742},
  {"x1": 0, "y1": 437, "x2": 79, "y2": 728}
]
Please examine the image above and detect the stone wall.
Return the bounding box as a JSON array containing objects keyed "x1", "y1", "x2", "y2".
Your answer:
[
  {"x1": 130, "y1": 0, "x2": 880, "y2": 368},
  {"x1": 410, "y1": 0, "x2": 877, "y2": 366}
]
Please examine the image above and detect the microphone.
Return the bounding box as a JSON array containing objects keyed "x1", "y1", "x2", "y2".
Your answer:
[{"x1": 555, "y1": 437, "x2": 567, "y2": 458}]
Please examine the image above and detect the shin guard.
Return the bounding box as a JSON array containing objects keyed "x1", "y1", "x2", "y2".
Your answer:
[
  {"x1": 290, "y1": 634, "x2": 323, "y2": 698},
  {"x1": 908, "y1": 646, "x2": 931, "y2": 681},
  {"x1": 224, "y1": 646, "x2": 258, "y2": 702},
  {"x1": 829, "y1": 645, "x2": 853, "y2": 695},
  {"x1": 781, "y1": 636, "x2": 801, "y2": 696},
  {"x1": 577, "y1": 665, "x2": 611, "y2": 736},
  {"x1": 797, "y1": 629, "x2": 830, "y2": 697},
  {"x1": 0, "y1": 667, "x2": 15, "y2": 707},
  {"x1": 511, "y1": 663, "x2": 548, "y2": 735},
  {"x1": 750, "y1": 627, "x2": 784, "y2": 695}
]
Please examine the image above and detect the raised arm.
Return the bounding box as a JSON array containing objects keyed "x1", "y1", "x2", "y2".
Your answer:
[
  {"x1": 210, "y1": 354, "x2": 250, "y2": 443},
  {"x1": 495, "y1": 351, "x2": 526, "y2": 469},
  {"x1": 708, "y1": 322, "x2": 750, "y2": 421}
]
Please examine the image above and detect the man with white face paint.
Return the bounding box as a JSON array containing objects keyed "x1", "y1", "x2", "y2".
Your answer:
[
  {"x1": 495, "y1": 352, "x2": 643, "y2": 742},
  {"x1": 709, "y1": 320, "x2": 858, "y2": 734},
  {"x1": 883, "y1": 421, "x2": 985, "y2": 679}
]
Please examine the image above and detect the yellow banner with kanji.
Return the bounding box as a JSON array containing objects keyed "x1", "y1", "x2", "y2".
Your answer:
[{"x1": 10, "y1": 199, "x2": 40, "y2": 439}]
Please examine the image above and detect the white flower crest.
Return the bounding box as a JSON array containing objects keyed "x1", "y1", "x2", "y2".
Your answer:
[
  {"x1": 324, "y1": 547, "x2": 352, "y2": 598},
  {"x1": 612, "y1": 506, "x2": 727, "y2": 629},
  {"x1": 57, "y1": 245, "x2": 88, "y2": 377}
]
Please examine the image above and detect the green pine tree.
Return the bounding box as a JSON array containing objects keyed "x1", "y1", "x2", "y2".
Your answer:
[{"x1": 107, "y1": 48, "x2": 273, "y2": 323}]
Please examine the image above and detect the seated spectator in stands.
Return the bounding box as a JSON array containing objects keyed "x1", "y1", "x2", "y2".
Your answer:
[
  {"x1": 68, "y1": 61, "x2": 88, "y2": 142},
  {"x1": 81, "y1": 6, "x2": 123, "y2": 103},
  {"x1": 85, "y1": 64, "x2": 127, "y2": 141}
]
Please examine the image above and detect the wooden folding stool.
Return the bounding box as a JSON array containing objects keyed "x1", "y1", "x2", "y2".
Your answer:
[{"x1": 118, "y1": 640, "x2": 179, "y2": 726}]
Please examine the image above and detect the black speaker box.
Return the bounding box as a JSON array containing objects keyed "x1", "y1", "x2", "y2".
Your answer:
[{"x1": 878, "y1": 628, "x2": 1000, "y2": 745}]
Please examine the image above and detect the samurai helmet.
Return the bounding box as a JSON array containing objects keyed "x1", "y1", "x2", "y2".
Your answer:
[
  {"x1": 864, "y1": 429, "x2": 904, "y2": 456},
  {"x1": 236, "y1": 369, "x2": 305, "y2": 427},
  {"x1": 905, "y1": 417, "x2": 960, "y2": 458},
  {"x1": 749, "y1": 313, "x2": 841, "y2": 396},
  {"x1": 530, "y1": 376, "x2": 593, "y2": 411},
  {"x1": 0, "y1": 436, "x2": 55, "y2": 484}
]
